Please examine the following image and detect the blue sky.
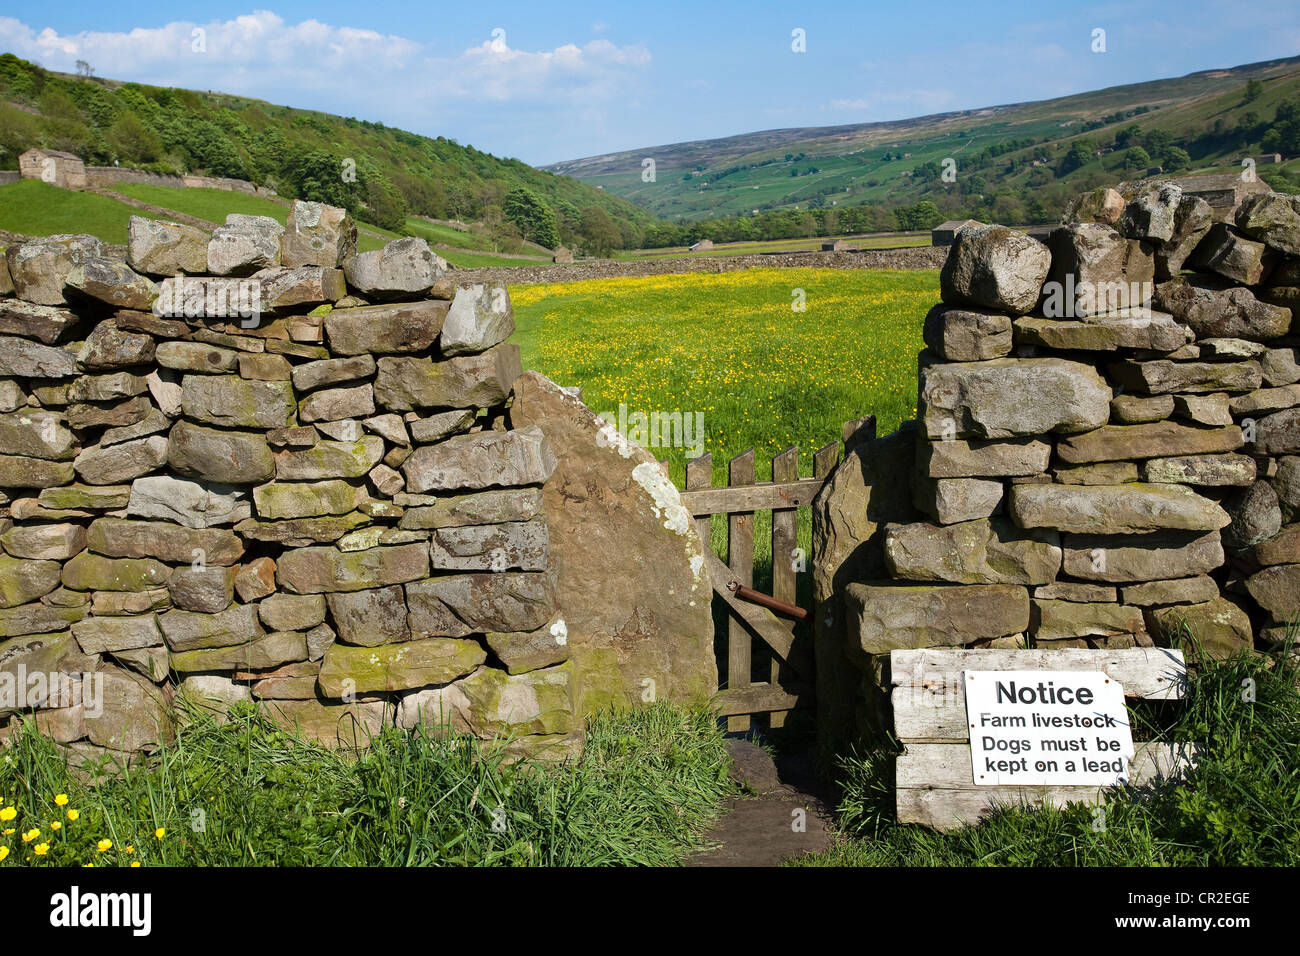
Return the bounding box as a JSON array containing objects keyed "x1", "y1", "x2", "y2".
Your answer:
[{"x1": 3, "y1": 1, "x2": 1299, "y2": 165}]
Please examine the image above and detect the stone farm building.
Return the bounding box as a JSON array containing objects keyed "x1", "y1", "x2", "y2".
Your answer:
[
  {"x1": 931, "y1": 219, "x2": 980, "y2": 247},
  {"x1": 18, "y1": 149, "x2": 87, "y2": 190}
]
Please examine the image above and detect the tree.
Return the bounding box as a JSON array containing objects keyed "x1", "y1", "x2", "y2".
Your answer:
[
  {"x1": 1124, "y1": 146, "x2": 1151, "y2": 170},
  {"x1": 1244, "y1": 79, "x2": 1264, "y2": 103},
  {"x1": 1058, "y1": 139, "x2": 1093, "y2": 175},
  {"x1": 1163, "y1": 146, "x2": 1191, "y2": 172},
  {"x1": 502, "y1": 186, "x2": 560, "y2": 249},
  {"x1": 579, "y1": 206, "x2": 620, "y2": 257}
]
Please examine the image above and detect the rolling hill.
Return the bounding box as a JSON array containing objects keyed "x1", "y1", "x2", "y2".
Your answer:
[{"x1": 545, "y1": 55, "x2": 1300, "y2": 225}]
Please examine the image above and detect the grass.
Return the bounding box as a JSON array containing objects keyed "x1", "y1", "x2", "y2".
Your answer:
[
  {"x1": 0, "y1": 701, "x2": 733, "y2": 867},
  {"x1": 791, "y1": 645, "x2": 1300, "y2": 867},
  {"x1": 112, "y1": 183, "x2": 291, "y2": 225},
  {"x1": 509, "y1": 267, "x2": 938, "y2": 488},
  {"x1": 404, "y1": 217, "x2": 495, "y2": 251},
  {"x1": 0, "y1": 180, "x2": 138, "y2": 244},
  {"x1": 618, "y1": 232, "x2": 931, "y2": 260}
]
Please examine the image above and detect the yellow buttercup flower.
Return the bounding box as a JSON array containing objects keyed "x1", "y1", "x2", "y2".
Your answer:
[
  {"x1": 0, "y1": 846, "x2": 8, "y2": 861},
  {"x1": 155, "y1": 827, "x2": 165, "y2": 839},
  {"x1": 66, "y1": 809, "x2": 79, "y2": 822},
  {"x1": 124, "y1": 845, "x2": 134, "y2": 854},
  {"x1": 96, "y1": 839, "x2": 112, "y2": 852},
  {"x1": 34, "y1": 843, "x2": 49, "y2": 856},
  {"x1": 50, "y1": 821, "x2": 61, "y2": 830},
  {"x1": 130, "y1": 861, "x2": 141, "y2": 868},
  {"x1": 2, "y1": 829, "x2": 13, "y2": 836},
  {"x1": 0, "y1": 807, "x2": 15, "y2": 822},
  {"x1": 54, "y1": 794, "x2": 68, "y2": 807},
  {"x1": 21, "y1": 829, "x2": 39, "y2": 843}
]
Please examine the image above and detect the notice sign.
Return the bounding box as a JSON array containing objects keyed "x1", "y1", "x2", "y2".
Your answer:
[{"x1": 964, "y1": 670, "x2": 1135, "y2": 787}]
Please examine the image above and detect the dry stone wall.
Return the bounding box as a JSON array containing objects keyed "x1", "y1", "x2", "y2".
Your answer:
[
  {"x1": 0, "y1": 201, "x2": 714, "y2": 766},
  {"x1": 815, "y1": 182, "x2": 1300, "y2": 747}
]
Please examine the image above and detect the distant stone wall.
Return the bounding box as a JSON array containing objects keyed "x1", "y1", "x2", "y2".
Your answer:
[
  {"x1": 815, "y1": 182, "x2": 1300, "y2": 748},
  {"x1": 0, "y1": 204, "x2": 713, "y2": 769},
  {"x1": 84, "y1": 167, "x2": 277, "y2": 198},
  {"x1": 0, "y1": 172, "x2": 21, "y2": 186}
]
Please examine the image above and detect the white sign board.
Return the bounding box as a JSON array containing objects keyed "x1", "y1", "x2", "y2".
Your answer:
[{"x1": 964, "y1": 670, "x2": 1135, "y2": 787}]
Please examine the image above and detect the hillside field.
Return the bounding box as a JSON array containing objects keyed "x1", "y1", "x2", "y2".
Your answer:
[{"x1": 509, "y1": 268, "x2": 938, "y2": 487}]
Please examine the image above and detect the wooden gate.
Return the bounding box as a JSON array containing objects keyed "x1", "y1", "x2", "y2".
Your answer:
[{"x1": 676, "y1": 433, "x2": 850, "y2": 731}]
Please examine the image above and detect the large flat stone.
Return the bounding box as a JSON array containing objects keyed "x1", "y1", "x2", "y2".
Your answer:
[
  {"x1": 180, "y1": 375, "x2": 295, "y2": 429},
  {"x1": 274, "y1": 436, "x2": 385, "y2": 480},
  {"x1": 317, "y1": 638, "x2": 485, "y2": 695},
  {"x1": 1031, "y1": 600, "x2": 1148, "y2": 643},
  {"x1": 406, "y1": 572, "x2": 556, "y2": 636},
  {"x1": 159, "y1": 603, "x2": 262, "y2": 652},
  {"x1": 918, "y1": 436, "x2": 1052, "y2": 478},
  {"x1": 127, "y1": 474, "x2": 250, "y2": 529},
  {"x1": 1008, "y1": 482, "x2": 1230, "y2": 534},
  {"x1": 1062, "y1": 530, "x2": 1224, "y2": 582},
  {"x1": 883, "y1": 517, "x2": 1060, "y2": 585},
  {"x1": 167, "y1": 420, "x2": 274, "y2": 485},
  {"x1": 86, "y1": 517, "x2": 244, "y2": 565},
  {"x1": 1013, "y1": 310, "x2": 1185, "y2": 352},
  {"x1": 440, "y1": 283, "x2": 514, "y2": 356},
  {"x1": 402, "y1": 425, "x2": 555, "y2": 493},
  {"x1": 428, "y1": 517, "x2": 550, "y2": 571},
  {"x1": 1154, "y1": 277, "x2": 1291, "y2": 341},
  {"x1": 275, "y1": 543, "x2": 430, "y2": 594},
  {"x1": 1142, "y1": 454, "x2": 1257, "y2": 486},
  {"x1": 940, "y1": 225, "x2": 1050, "y2": 315},
  {"x1": 373, "y1": 344, "x2": 522, "y2": 411},
  {"x1": 1145, "y1": 598, "x2": 1253, "y2": 660},
  {"x1": 1057, "y1": 422, "x2": 1243, "y2": 464},
  {"x1": 323, "y1": 300, "x2": 448, "y2": 355},
  {"x1": 846, "y1": 582, "x2": 1030, "y2": 654},
  {"x1": 325, "y1": 586, "x2": 410, "y2": 646},
  {"x1": 1108, "y1": 359, "x2": 1262, "y2": 395}
]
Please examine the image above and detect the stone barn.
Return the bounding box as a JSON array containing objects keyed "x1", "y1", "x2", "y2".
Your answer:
[
  {"x1": 689, "y1": 239, "x2": 714, "y2": 252},
  {"x1": 822, "y1": 238, "x2": 848, "y2": 251},
  {"x1": 931, "y1": 219, "x2": 980, "y2": 247},
  {"x1": 18, "y1": 149, "x2": 87, "y2": 189},
  {"x1": 552, "y1": 246, "x2": 574, "y2": 264}
]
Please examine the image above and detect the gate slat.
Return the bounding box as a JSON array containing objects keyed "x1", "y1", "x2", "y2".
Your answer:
[
  {"x1": 769, "y1": 445, "x2": 799, "y2": 729},
  {"x1": 727, "y1": 449, "x2": 755, "y2": 733},
  {"x1": 686, "y1": 454, "x2": 713, "y2": 548}
]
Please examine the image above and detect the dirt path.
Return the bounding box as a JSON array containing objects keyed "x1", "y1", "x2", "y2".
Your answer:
[{"x1": 686, "y1": 739, "x2": 837, "y2": 867}]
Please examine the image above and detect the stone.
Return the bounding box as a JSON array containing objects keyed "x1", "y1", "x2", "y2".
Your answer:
[
  {"x1": 171, "y1": 631, "x2": 307, "y2": 673},
  {"x1": 1121, "y1": 576, "x2": 1220, "y2": 607},
  {"x1": 323, "y1": 301, "x2": 448, "y2": 356},
  {"x1": 77, "y1": 322, "x2": 156, "y2": 370},
  {"x1": 267, "y1": 425, "x2": 318, "y2": 449},
  {"x1": 1056, "y1": 422, "x2": 1243, "y2": 464},
  {"x1": 0, "y1": 410, "x2": 75, "y2": 460},
  {"x1": 1009, "y1": 482, "x2": 1229, "y2": 534},
  {"x1": 0, "y1": 522, "x2": 85, "y2": 560},
  {"x1": 0, "y1": 631, "x2": 87, "y2": 714},
  {"x1": 1065, "y1": 187, "x2": 1125, "y2": 225},
  {"x1": 1173, "y1": 393, "x2": 1233, "y2": 426},
  {"x1": 256, "y1": 266, "x2": 346, "y2": 312},
  {"x1": 1062, "y1": 530, "x2": 1224, "y2": 582},
  {"x1": 258, "y1": 593, "x2": 325, "y2": 632},
  {"x1": 282, "y1": 201, "x2": 357, "y2": 268},
  {"x1": 155, "y1": 341, "x2": 240, "y2": 374},
  {"x1": 920, "y1": 358, "x2": 1110, "y2": 439},
  {"x1": 127, "y1": 474, "x2": 250, "y2": 529},
  {"x1": 317, "y1": 638, "x2": 486, "y2": 695},
  {"x1": 919, "y1": 435, "x2": 1052, "y2": 478},
  {"x1": 1262, "y1": 348, "x2": 1300, "y2": 387},
  {"x1": 1032, "y1": 600, "x2": 1148, "y2": 643},
  {"x1": 68, "y1": 372, "x2": 148, "y2": 402},
  {"x1": 0, "y1": 381, "x2": 23, "y2": 413},
  {"x1": 485, "y1": 621, "x2": 571, "y2": 675},
  {"x1": 940, "y1": 224, "x2": 1051, "y2": 315},
  {"x1": 1107, "y1": 359, "x2": 1261, "y2": 395},
  {"x1": 1192, "y1": 223, "x2": 1271, "y2": 285},
  {"x1": 883, "y1": 518, "x2": 1061, "y2": 585},
  {"x1": 159, "y1": 604, "x2": 262, "y2": 652},
  {"x1": 909, "y1": 475, "x2": 1002, "y2": 525},
  {"x1": 62, "y1": 552, "x2": 170, "y2": 592},
  {"x1": 846, "y1": 582, "x2": 1030, "y2": 654},
  {"x1": 233, "y1": 556, "x2": 277, "y2": 602},
  {"x1": 1200, "y1": 337, "x2": 1268, "y2": 359},
  {"x1": 0, "y1": 456, "x2": 74, "y2": 489},
  {"x1": 299, "y1": 384, "x2": 374, "y2": 423},
  {"x1": 1053, "y1": 461, "x2": 1140, "y2": 485},
  {"x1": 1013, "y1": 310, "x2": 1184, "y2": 352},
  {"x1": 316, "y1": 420, "x2": 363, "y2": 442},
  {"x1": 1118, "y1": 181, "x2": 1182, "y2": 242},
  {"x1": 368, "y1": 464, "x2": 405, "y2": 497},
  {"x1": 68, "y1": 397, "x2": 153, "y2": 431},
  {"x1": 342, "y1": 237, "x2": 444, "y2": 299},
  {"x1": 64, "y1": 257, "x2": 158, "y2": 311},
  {"x1": 91, "y1": 589, "x2": 168, "y2": 616},
  {"x1": 70, "y1": 615, "x2": 161, "y2": 654},
  {"x1": 180, "y1": 375, "x2": 295, "y2": 430},
  {"x1": 257, "y1": 698, "x2": 388, "y2": 748},
  {"x1": 440, "y1": 283, "x2": 515, "y2": 356},
  {"x1": 921, "y1": 305, "x2": 1013, "y2": 362},
  {"x1": 1222, "y1": 481, "x2": 1282, "y2": 550},
  {"x1": 1154, "y1": 278, "x2": 1290, "y2": 341},
  {"x1": 237, "y1": 353, "x2": 293, "y2": 382},
  {"x1": 455, "y1": 662, "x2": 576, "y2": 737},
  {"x1": 290, "y1": 354, "x2": 375, "y2": 393},
  {"x1": 402, "y1": 425, "x2": 555, "y2": 493},
  {"x1": 252, "y1": 480, "x2": 364, "y2": 519},
  {"x1": 1252, "y1": 407, "x2": 1300, "y2": 455},
  {"x1": 207, "y1": 214, "x2": 283, "y2": 276},
  {"x1": 246, "y1": 661, "x2": 320, "y2": 700},
  {"x1": 1228, "y1": 384, "x2": 1300, "y2": 417},
  {"x1": 373, "y1": 344, "x2": 523, "y2": 411},
  {"x1": 234, "y1": 513, "x2": 371, "y2": 547},
  {"x1": 146, "y1": 368, "x2": 182, "y2": 416},
  {"x1": 1042, "y1": 223, "x2": 1154, "y2": 317},
  {"x1": 83, "y1": 668, "x2": 172, "y2": 751},
  {"x1": 1145, "y1": 598, "x2": 1254, "y2": 660},
  {"x1": 167, "y1": 567, "x2": 236, "y2": 613},
  {"x1": 274, "y1": 436, "x2": 385, "y2": 479},
  {"x1": 397, "y1": 488, "x2": 544, "y2": 530},
  {"x1": 1255, "y1": 523, "x2": 1300, "y2": 566},
  {"x1": 168, "y1": 420, "x2": 275, "y2": 485},
  {"x1": 1276, "y1": 457, "x2": 1300, "y2": 522},
  {"x1": 5, "y1": 234, "x2": 104, "y2": 305},
  {"x1": 275, "y1": 543, "x2": 430, "y2": 594},
  {"x1": 39, "y1": 484, "x2": 131, "y2": 511},
  {"x1": 108, "y1": 643, "x2": 169, "y2": 682},
  {"x1": 1235, "y1": 191, "x2": 1300, "y2": 255},
  {"x1": 86, "y1": 518, "x2": 243, "y2": 565},
  {"x1": 127, "y1": 216, "x2": 209, "y2": 276},
  {"x1": 1142, "y1": 454, "x2": 1257, "y2": 486},
  {"x1": 73, "y1": 436, "x2": 169, "y2": 485},
  {"x1": 406, "y1": 573, "x2": 556, "y2": 636},
  {"x1": 1245, "y1": 563, "x2": 1300, "y2": 623},
  {"x1": 0, "y1": 301, "x2": 79, "y2": 344},
  {"x1": 325, "y1": 586, "x2": 410, "y2": 646},
  {"x1": 362, "y1": 413, "x2": 410, "y2": 446},
  {"x1": 1156, "y1": 195, "x2": 1213, "y2": 280},
  {"x1": 0, "y1": 602, "x2": 85, "y2": 638},
  {"x1": 428, "y1": 517, "x2": 550, "y2": 571},
  {"x1": 177, "y1": 674, "x2": 251, "y2": 719},
  {"x1": 408, "y1": 409, "x2": 477, "y2": 444},
  {"x1": 0, "y1": 336, "x2": 78, "y2": 378},
  {"x1": 1034, "y1": 582, "x2": 1117, "y2": 603}
]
